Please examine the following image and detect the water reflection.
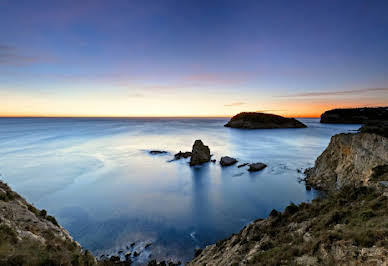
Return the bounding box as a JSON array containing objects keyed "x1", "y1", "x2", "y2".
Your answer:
[{"x1": 0, "y1": 117, "x2": 361, "y2": 263}]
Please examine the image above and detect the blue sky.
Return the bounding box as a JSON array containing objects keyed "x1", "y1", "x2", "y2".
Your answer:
[{"x1": 1, "y1": 0, "x2": 388, "y2": 117}]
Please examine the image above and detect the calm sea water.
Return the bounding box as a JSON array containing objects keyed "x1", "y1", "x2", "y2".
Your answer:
[{"x1": 0, "y1": 118, "x2": 360, "y2": 263}]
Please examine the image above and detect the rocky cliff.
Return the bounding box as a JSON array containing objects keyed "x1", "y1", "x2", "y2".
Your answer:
[
  {"x1": 305, "y1": 132, "x2": 388, "y2": 190},
  {"x1": 320, "y1": 107, "x2": 388, "y2": 124},
  {"x1": 224, "y1": 112, "x2": 307, "y2": 129},
  {"x1": 0, "y1": 181, "x2": 95, "y2": 265}
]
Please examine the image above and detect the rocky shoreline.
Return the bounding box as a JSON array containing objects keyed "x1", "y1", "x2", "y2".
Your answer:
[{"x1": 189, "y1": 128, "x2": 388, "y2": 265}]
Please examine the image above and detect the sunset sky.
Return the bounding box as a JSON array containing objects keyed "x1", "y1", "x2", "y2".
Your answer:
[{"x1": 1, "y1": 0, "x2": 388, "y2": 117}]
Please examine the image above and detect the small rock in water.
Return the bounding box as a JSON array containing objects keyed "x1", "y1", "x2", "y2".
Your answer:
[
  {"x1": 220, "y1": 156, "x2": 238, "y2": 166},
  {"x1": 149, "y1": 150, "x2": 168, "y2": 155},
  {"x1": 133, "y1": 251, "x2": 140, "y2": 257},
  {"x1": 118, "y1": 250, "x2": 123, "y2": 254},
  {"x1": 145, "y1": 242, "x2": 152, "y2": 249},
  {"x1": 237, "y1": 163, "x2": 249, "y2": 168},
  {"x1": 190, "y1": 140, "x2": 211, "y2": 166},
  {"x1": 174, "y1": 151, "x2": 192, "y2": 160},
  {"x1": 248, "y1": 163, "x2": 267, "y2": 172},
  {"x1": 130, "y1": 242, "x2": 135, "y2": 247},
  {"x1": 305, "y1": 185, "x2": 312, "y2": 191},
  {"x1": 211, "y1": 159, "x2": 216, "y2": 163}
]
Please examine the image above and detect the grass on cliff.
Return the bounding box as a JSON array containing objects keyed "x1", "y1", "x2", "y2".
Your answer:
[{"x1": 213, "y1": 186, "x2": 388, "y2": 265}]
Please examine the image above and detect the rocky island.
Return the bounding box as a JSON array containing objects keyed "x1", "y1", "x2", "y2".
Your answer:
[
  {"x1": 224, "y1": 112, "x2": 307, "y2": 129},
  {"x1": 320, "y1": 107, "x2": 388, "y2": 124}
]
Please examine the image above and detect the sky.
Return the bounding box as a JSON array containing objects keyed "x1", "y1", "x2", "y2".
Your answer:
[{"x1": 1, "y1": 0, "x2": 388, "y2": 117}]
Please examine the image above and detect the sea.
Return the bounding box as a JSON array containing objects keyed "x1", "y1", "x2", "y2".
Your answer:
[{"x1": 0, "y1": 117, "x2": 361, "y2": 263}]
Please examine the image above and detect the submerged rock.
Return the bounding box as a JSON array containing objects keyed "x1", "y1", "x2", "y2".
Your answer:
[
  {"x1": 320, "y1": 107, "x2": 388, "y2": 124},
  {"x1": 224, "y1": 112, "x2": 307, "y2": 129},
  {"x1": 248, "y1": 163, "x2": 267, "y2": 172},
  {"x1": 149, "y1": 150, "x2": 168, "y2": 155},
  {"x1": 174, "y1": 151, "x2": 192, "y2": 160},
  {"x1": 220, "y1": 156, "x2": 238, "y2": 166},
  {"x1": 190, "y1": 140, "x2": 211, "y2": 166},
  {"x1": 237, "y1": 163, "x2": 249, "y2": 168}
]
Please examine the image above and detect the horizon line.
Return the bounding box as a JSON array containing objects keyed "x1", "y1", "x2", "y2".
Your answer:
[{"x1": 0, "y1": 115, "x2": 320, "y2": 119}]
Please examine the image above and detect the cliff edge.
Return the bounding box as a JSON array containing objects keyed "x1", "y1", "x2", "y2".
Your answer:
[{"x1": 0, "y1": 181, "x2": 95, "y2": 265}]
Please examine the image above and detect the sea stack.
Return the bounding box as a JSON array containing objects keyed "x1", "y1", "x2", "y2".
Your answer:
[
  {"x1": 190, "y1": 140, "x2": 211, "y2": 166},
  {"x1": 224, "y1": 112, "x2": 307, "y2": 129}
]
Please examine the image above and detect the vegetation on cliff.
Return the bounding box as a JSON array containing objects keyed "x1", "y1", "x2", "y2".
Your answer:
[
  {"x1": 0, "y1": 181, "x2": 95, "y2": 266},
  {"x1": 189, "y1": 185, "x2": 388, "y2": 265}
]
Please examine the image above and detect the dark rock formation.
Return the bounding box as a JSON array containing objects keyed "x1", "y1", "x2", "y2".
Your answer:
[
  {"x1": 248, "y1": 163, "x2": 267, "y2": 172},
  {"x1": 149, "y1": 150, "x2": 168, "y2": 155},
  {"x1": 220, "y1": 156, "x2": 238, "y2": 166},
  {"x1": 359, "y1": 122, "x2": 388, "y2": 138},
  {"x1": 190, "y1": 140, "x2": 211, "y2": 166},
  {"x1": 320, "y1": 107, "x2": 388, "y2": 124},
  {"x1": 174, "y1": 151, "x2": 192, "y2": 160},
  {"x1": 224, "y1": 112, "x2": 307, "y2": 129},
  {"x1": 305, "y1": 132, "x2": 388, "y2": 190}
]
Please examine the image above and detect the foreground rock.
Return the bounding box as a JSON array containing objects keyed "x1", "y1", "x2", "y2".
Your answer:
[
  {"x1": 224, "y1": 112, "x2": 307, "y2": 129},
  {"x1": 188, "y1": 186, "x2": 388, "y2": 265},
  {"x1": 305, "y1": 131, "x2": 388, "y2": 190},
  {"x1": 190, "y1": 140, "x2": 211, "y2": 166},
  {"x1": 0, "y1": 181, "x2": 95, "y2": 265},
  {"x1": 220, "y1": 156, "x2": 238, "y2": 166},
  {"x1": 248, "y1": 163, "x2": 267, "y2": 172},
  {"x1": 320, "y1": 107, "x2": 388, "y2": 124}
]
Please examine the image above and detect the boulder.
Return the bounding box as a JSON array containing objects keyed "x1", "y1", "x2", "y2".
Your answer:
[
  {"x1": 190, "y1": 140, "x2": 211, "y2": 166},
  {"x1": 220, "y1": 156, "x2": 238, "y2": 166},
  {"x1": 248, "y1": 163, "x2": 267, "y2": 172},
  {"x1": 224, "y1": 112, "x2": 307, "y2": 129},
  {"x1": 320, "y1": 107, "x2": 388, "y2": 124}
]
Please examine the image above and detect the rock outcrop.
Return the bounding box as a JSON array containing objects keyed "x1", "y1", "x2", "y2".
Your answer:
[
  {"x1": 220, "y1": 156, "x2": 238, "y2": 166},
  {"x1": 0, "y1": 181, "x2": 95, "y2": 265},
  {"x1": 188, "y1": 186, "x2": 388, "y2": 266},
  {"x1": 190, "y1": 140, "x2": 211, "y2": 166},
  {"x1": 320, "y1": 107, "x2": 388, "y2": 124},
  {"x1": 224, "y1": 112, "x2": 307, "y2": 129},
  {"x1": 305, "y1": 132, "x2": 388, "y2": 190}
]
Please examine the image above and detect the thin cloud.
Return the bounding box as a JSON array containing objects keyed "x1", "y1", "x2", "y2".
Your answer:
[
  {"x1": 256, "y1": 109, "x2": 287, "y2": 113},
  {"x1": 224, "y1": 102, "x2": 246, "y2": 107},
  {"x1": 0, "y1": 44, "x2": 42, "y2": 66},
  {"x1": 277, "y1": 88, "x2": 388, "y2": 98}
]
